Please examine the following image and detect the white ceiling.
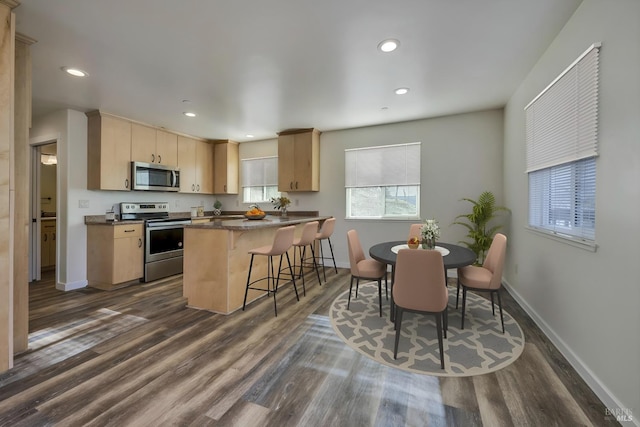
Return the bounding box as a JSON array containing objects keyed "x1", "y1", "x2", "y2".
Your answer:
[{"x1": 14, "y1": 0, "x2": 582, "y2": 142}]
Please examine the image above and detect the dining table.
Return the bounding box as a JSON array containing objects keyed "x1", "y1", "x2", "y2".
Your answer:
[{"x1": 369, "y1": 241, "x2": 476, "y2": 319}]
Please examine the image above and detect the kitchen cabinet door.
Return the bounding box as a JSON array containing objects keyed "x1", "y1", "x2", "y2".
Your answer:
[
  {"x1": 156, "y1": 129, "x2": 178, "y2": 166},
  {"x1": 87, "y1": 112, "x2": 132, "y2": 191},
  {"x1": 214, "y1": 141, "x2": 239, "y2": 194},
  {"x1": 87, "y1": 224, "x2": 143, "y2": 290},
  {"x1": 178, "y1": 136, "x2": 213, "y2": 194},
  {"x1": 278, "y1": 128, "x2": 320, "y2": 192},
  {"x1": 131, "y1": 123, "x2": 157, "y2": 164}
]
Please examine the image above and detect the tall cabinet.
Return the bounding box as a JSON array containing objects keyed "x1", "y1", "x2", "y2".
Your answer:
[
  {"x1": 278, "y1": 128, "x2": 320, "y2": 192},
  {"x1": 177, "y1": 136, "x2": 214, "y2": 194},
  {"x1": 213, "y1": 140, "x2": 239, "y2": 194},
  {"x1": 87, "y1": 111, "x2": 132, "y2": 191}
]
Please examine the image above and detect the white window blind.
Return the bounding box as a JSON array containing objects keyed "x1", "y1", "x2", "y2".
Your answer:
[
  {"x1": 525, "y1": 44, "x2": 600, "y2": 172},
  {"x1": 345, "y1": 142, "x2": 421, "y2": 187},
  {"x1": 241, "y1": 156, "x2": 278, "y2": 187},
  {"x1": 526, "y1": 44, "x2": 600, "y2": 243}
]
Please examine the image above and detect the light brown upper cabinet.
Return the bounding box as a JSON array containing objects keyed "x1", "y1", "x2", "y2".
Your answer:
[
  {"x1": 131, "y1": 123, "x2": 178, "y2": 166},
  {"x1": 177, "y1": 136, "x2": 214, "y2": 194},
  {"x1": 278, "y1": 128, "x2": 320, "y2": 192},
  {"x1": 213, "y1": 140, "x2": 239, "y2": 194},
  {"x1": 87, "y1": 111, "x2": 132, "y2": 191}
]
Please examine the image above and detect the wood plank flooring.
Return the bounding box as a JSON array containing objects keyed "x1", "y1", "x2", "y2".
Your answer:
[{"x1": 0, "y1": 268, "x2": 618, "y2": 426}]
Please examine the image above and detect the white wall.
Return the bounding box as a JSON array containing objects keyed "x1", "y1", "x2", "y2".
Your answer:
[
  {"x1": 240, "y1": 109, "x2": 505, "y2": 268},
  {"x1": 503, "y1": 0, "x2": 640, "y2": 417}
]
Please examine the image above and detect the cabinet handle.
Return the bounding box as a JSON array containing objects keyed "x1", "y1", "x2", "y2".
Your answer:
[
  {"x1": 295, "y1": 181, "x2": 298, "y2": 189},
  {"x1": 192, "y1": 184, "x2": 195, "y2": 191},
  {"x1": 53, "y1": 233, "x2": 55, "y2": 241},
  {"x1": 158, "y1": 155, "x2": 162, "y2": 164},
  {"x1": 151, "y1": 153, "x2": 155, "y2": 163},
  {"x1": 224, "y1": 184, "x2": 227, "y2": 192},
  {"x1": 138, "y1": 238, "x2": 142, "y2": 248},
  {"x1": 124, "y1": 229, "x2": 136, "y2": 233},
  {"x1": 197, "y1": 184, "x2": 200, "y2": 192},
  {"x1": 43, "y1": 234, "x2": 47, "y2": 242},
  {"x1": 125, "y1": 178, "x2": 129, "y2": 189},
  {"x1": 290, "y1": 182, "x2": 293, "y2": 190}
]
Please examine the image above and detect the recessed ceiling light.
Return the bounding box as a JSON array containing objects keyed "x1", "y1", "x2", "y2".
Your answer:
[
  {"x1": 61, "y1": 66, "x2": 88, "y2": 77},
  {"x1": 245, "y1": 134, "x2": 255, "y2": 138},
  {"x1": 395, "y1": 87, "x2": 409, "y2": 95},
  {"x1": 378, "y1": 39, "x2": 400, "y2": 53},
  {"x1": 183, "y1": 112, "x2": 196, "y2": 117}
]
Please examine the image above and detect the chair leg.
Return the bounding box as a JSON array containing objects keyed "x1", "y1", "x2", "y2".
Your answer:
[
  {"x1": 355, "y1": 277, "x2": 360, "y2": 298},
  {"x1": 456, "y1": 278, "x2": 461, "y2": 309},
  {"x1": 242, "y1": 254, "x2": 255, "y2": 311},
  {"x1": 377, "y1": 279, "x2": 382, "y2": 317},
  {"x1": 497, "y1": 289, "x2": 505, "y2": 333},
  {"x1": 347, "y1": 275, "x2": 354, "y2": 309},
  {"x1": 461, "y1": 286, "x2": 468, "y2": 329},
  {"x1": 384, "y1": 273, "x2": 388, "y2": 300},
  {"x1": 318, "y1": 239, "x2": 327, "y2": 283},
  {"x1": 490, "y1": 292, "x2": 495, "y2": 315},
  {"x1": 297, "y1": 247, "x2": 306, "y2": 297},
  {"x1": 327, "y1": 237, "x2": 338, "y2": 274},
  {"x1": 435, "y1": 313, "x2": 445, "y2": 369},
  {"x1": 309, "y1": 244, "x2": 322, "y2": 286},
  {"x1": 285, "y1": 252, "x2": 299, "y2": 301},
  {"x1": 443, "y1": 306, "x2": 448, "y2": 339},
  {"x1": 393, "y1": 308, "x2": 404, "y2": 359}
]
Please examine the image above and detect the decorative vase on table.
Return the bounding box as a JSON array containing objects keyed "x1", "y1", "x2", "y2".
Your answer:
[
  {"x1": 281, "y1": 206, "x2": 288, "y2": 219},
  {"x1": 421, "y1": 219, "x2": 440, "y2": 250}
]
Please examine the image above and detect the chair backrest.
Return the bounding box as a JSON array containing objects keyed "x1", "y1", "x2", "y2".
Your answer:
[
  {"x1": 408, "y1": 223, "x2": 422, "y2": 240},
  {"x1": 296, "y1": 221, "x2": 319, "y2": 246},
  {"x1": 483, "y1": 233, "x2": 507, "y2": 290},
  {"x1": 270, "y1": 225, "x2": 295, "y2": 255},
  {"x1": 346, "y1": 229, "x2": 365, "y2": 276},
  {"x1": 393, "y1": 249, "x2": 448, "y2": 312},
  {"x1": 317, "y1": 217, "x2": 335, "y2": 239}
]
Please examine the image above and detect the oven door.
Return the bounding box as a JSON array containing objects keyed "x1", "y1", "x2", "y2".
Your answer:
[{"x1": 145, "y1": 220, "x2": 190, "y2": 262}]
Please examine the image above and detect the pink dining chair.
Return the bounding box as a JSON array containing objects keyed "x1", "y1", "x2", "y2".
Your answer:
[
  {"x1": 393, "y1": 249, "x2": 448, "y2": 368},
  {"x1": 243, "y1": 225, "x2": 298, "y2": 317},
  {"x1": 457, "y1": 233, "x2": 507, "y2": 333},
  {"x1": 346, "y1": 229, "x2": 388, "y2": 317},
  {"x1": 292, "y1": 221, "x2": 322, "y2": 295}
]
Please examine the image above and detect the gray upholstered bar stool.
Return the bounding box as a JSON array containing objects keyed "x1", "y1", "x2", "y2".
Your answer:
[
  {"x1": 314, "y1": 217, "x2": 338, "y2": 282},
  {"x1": 242, "y1": 225, "x2": 298, "y2": 317},
  {"x1": 292, "y1": 221, "x2": 322, "y2": 296}
]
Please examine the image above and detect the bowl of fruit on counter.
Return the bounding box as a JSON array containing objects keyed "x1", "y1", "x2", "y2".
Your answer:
[{"x1": 244, "y1": 206, "x2": 266, "y2": 220}]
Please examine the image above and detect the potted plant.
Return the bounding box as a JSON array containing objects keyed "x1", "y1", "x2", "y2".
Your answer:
[
  {"x1": 452, "y1": 191, "x2": 510, "y2": 264},
  {"x1": 213, "y1": 200, "x2": 222, "y2": 216},
  {"x1": 270, "y1": 196, "x2": 291, "y2": 218}
]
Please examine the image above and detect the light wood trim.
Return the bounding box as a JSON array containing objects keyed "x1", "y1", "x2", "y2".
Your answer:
[
  {"x1": 12, "y1": 35, "x2": 31, "y2": 354},
  {"x1": 0, "y1": 3, "x2": 16, "y2": 370}
]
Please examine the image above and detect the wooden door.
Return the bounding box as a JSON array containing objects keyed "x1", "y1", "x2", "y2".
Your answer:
[
  {"x1": 177, "y1": 136, "x2": 197, "y2": 193},
  {"x1": 99, "y1": 115, "x2": 132, "y2": 191},
  {"x1": 278, "y1": 134, "x2": 296, "y2": 191},
  {"x1": 196, "y1": 141, "x2": 214, "y2": 194},
  {"x1": 156, "y1": 129, "x2": 178, "y2": 166},
  {"x1": 131, "y1": 123, "x2": 156, "y2": 164}
]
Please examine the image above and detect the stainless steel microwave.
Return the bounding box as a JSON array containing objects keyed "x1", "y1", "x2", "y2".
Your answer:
[{"x1": 131, "y1": 162, "x2": 180, "y2": 192}]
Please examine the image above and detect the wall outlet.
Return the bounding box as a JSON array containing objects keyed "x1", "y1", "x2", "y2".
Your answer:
[{"x1": 78, "y1": 200, "x2": 90, "y2": 208}]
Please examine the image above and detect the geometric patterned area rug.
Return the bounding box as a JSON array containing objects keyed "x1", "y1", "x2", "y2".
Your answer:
[{"x1": 330, "y1": 282, "x2": 525, "y2": 377}]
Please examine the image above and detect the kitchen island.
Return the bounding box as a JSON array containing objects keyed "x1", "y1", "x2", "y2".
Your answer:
[{"x1": 183, "y1": 215, "x2": 329, "y2": 314}]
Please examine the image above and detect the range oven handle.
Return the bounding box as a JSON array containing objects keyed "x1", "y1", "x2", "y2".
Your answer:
[{"x1": 146, "y1": 220, "x2": 192, "y2": 228}]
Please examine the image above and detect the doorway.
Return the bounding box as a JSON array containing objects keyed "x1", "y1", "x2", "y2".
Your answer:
[{"x1": 29, "y1": 141, "x2": 58, "y2": 282}]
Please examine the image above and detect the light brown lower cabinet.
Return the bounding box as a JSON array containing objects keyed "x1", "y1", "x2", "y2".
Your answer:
[{"x1": 87, "y1": 224, "x2": 144, "y2": 290}]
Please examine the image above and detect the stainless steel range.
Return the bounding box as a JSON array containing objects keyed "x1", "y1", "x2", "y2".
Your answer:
[{"x1": 120, "y1": 202, "x2": 191, "y2": 282}]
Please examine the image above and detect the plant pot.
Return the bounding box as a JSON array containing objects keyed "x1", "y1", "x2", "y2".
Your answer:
[{"x1": 421, "y1": 238, "x2": 436, "y2": 250}]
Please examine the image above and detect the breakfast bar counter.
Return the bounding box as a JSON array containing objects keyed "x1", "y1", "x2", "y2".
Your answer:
[{"x1": 183, "y1": 215, "x2": 329, "y2": 314}]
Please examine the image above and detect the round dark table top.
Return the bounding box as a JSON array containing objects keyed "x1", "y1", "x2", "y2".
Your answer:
[{"x1": 369, "y1": 241, "x2": 476, "y2": 269}]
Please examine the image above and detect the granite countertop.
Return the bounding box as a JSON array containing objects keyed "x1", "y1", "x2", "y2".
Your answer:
[
  {"x1": 186, "y1": 215, "x2": 330, "y2": 231},
  {"x1": 85, "y1": 210, "x2": 319, "y2": 226}
]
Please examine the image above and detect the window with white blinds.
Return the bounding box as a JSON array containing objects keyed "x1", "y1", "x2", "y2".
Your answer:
[
  {"x1": 241, "y1": 156, "x2": 280, "y2": 203},
  {"x1": 526, "y1": 44, "x2": 600, "y2": 242},
  {"x1": 345, "y1": 142, "x2": 420, "y2": 219}
]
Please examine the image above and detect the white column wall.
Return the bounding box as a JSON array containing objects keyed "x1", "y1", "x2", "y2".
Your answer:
[{"x1": 503, "y1": 0, "x2": 640, "y2": 417}]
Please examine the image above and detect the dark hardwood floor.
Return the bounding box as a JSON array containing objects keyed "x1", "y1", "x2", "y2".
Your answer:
[{"x1": 0, "y1": 268, "x2": 618, "y2": 426}]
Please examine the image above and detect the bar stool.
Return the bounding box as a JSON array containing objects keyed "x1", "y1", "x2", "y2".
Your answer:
[
  {"x1": 315, "y1": 217, "x2": 338, "y2": 282},
  {"x1": 292, "y1": 221, "x2": 322, "y2": 295},
  {"x1": 242, "y1": 225, "x2": 298, "y2": 317}
]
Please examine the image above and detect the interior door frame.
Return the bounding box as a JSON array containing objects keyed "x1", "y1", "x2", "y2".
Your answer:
[{"x1": 29, "y1": 135, "x2": 58, "y2": 282}]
